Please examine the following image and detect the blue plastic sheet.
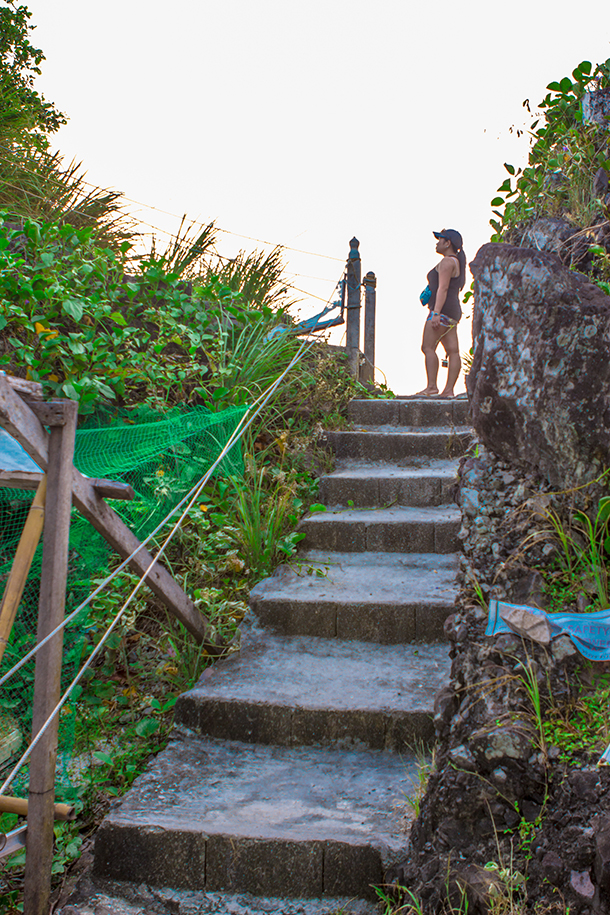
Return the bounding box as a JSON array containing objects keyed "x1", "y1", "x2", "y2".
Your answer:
[
  {"x1": 486, "y1": 599, "x2": 610, "y2": 662},
  {"x1": 0, "y1": 428, "x2": 40, "y2": 473}
]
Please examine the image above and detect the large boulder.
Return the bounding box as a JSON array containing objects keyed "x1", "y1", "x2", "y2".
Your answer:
[{"x1": 467, "y1": 243, "x2": 610, "y2": 489}]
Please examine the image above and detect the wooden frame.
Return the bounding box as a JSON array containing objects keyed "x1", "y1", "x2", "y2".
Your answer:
[{"x1": 0, "y1": 375, "x2": 215, "y2": 646}]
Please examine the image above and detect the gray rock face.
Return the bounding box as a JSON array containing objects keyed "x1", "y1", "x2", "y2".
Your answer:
[
  {"x1": 467, "y1": 243, "x2": 610, "y2": 489},
  {"x1": 583, "y1": 87, "x2": 610, "y2": 126},
  {"x1": 519, "y1": 217, "x2": 576, "y2": 255}
]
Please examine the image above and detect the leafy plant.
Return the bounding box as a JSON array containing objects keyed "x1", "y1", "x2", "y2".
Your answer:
[
  {"x1": 374, "y1": 883, "x2": 424, "y2": 915},
  {"x1": 488, "y1": 56, "x2": 610, "y2": 293},
  {"x1": 228, "y1": 456, "x2": 305, "y2": 576},
  {"x1": 524, "y1": 495, "x2": 610, "y2": 609}
]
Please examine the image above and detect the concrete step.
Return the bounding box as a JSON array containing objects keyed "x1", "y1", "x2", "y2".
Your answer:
[
  {"x1": 175, "y1": 629, "x2": 449, "y2": 749},
  {"x1": 318, "y1": 458, "x2": 458, "y2": 508},
  {"x1": 249, "y1": 551, "x2": 458, "y2": 643},
  {"x1": 322, "y1": 427, "x2": 472, "y2": 462},
  {"x1": 298, "y1": 504, "x2": 460, "y2": 553},
  {"x1": 68, "y1": 879, "x2": 378, "y2": 915},
  {"x1": 93, "y1": 736, "x2": 417, "y2": 900},
  {"x1": 348, "y1": 396, "x2": 470, "y2": 428}
]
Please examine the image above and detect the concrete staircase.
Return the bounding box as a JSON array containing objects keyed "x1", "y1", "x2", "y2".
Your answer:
[{"x1": 90, "y1": 397, "x2": 471, "y2": 910}]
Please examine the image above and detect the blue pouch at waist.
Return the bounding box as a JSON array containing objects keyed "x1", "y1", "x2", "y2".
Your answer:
[{"x1": 420, "y1": 285, "x2": 431, "y2": 306}]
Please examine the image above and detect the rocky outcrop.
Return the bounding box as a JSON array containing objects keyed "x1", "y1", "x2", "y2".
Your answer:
[
  {"x1": 391, "y1": 443, "x2": 610, "y2": 915},
  {"x1": 467, "y1": 243, "x2": 610, "y2": 490}
]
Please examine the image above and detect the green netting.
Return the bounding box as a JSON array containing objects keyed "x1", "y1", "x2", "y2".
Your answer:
[{"x1": 0, "y1": 403, "x2": 247, "y2": 782}]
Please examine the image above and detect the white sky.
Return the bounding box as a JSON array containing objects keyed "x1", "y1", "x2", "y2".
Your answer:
[{"x1": 24, "y1": 0, "x2": 610, "y2": 394}]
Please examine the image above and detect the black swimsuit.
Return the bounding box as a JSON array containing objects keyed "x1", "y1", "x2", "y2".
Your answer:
[{"x1": 426, "y1": 257, "x2": 462, "y2": 322}]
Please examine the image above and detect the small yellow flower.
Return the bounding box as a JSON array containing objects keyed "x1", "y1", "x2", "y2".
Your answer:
[{"x1": 34, "y1": 322, "x2": 58, "y2": 339}]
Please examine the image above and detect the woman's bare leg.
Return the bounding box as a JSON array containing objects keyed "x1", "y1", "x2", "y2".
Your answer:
[
  {"x1": 417, "y1": 320, "x2": 444, "y2": 394},
  {"x1": 438, "y1": 325, "x2": 461, "y2": 397}
]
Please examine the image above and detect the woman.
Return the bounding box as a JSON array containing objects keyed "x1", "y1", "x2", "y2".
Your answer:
[{"x1": 417, "y1": 228, "x2": 466, "y2": 398}]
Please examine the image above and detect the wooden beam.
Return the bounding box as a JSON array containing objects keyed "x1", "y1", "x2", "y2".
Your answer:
[
  {"x1": 1, "y1": 373, "x2": 43, "y2": 401},
  {"x1": 91, "y1": 478, "x2": 135, "y2": 501},
  {"x1": 0, "y1": 470, "x2": 135, "y2": 501},
  {"x1": 0, "y1": 376, "x2": 215, "y2": 646},
  {"x1": 0, "y1": 470, "x2": 43, "y2": 490},
  {"x1": 24, "y1": 400, "x2": 76, "y2": 915}
]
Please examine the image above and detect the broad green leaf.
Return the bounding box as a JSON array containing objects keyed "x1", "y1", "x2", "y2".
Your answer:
[
  {"x1": 560, "y1": 76, "x2": 573, "y2": 94},
  {"x1": 110, "y1": 311, "x2": 127, "y2": 326},
  {"x1": 504, "y1": 163, "x2": 515, "y2": 175},
  {"x1": 135, "y1": 718, "x2": 159, "y2": 738},
  {"x1": 597, "y1": 497, "x2": 610, "y2": 524},
  {"x1": 62, "y1": 298, "x2": 83, "y2": 322},
  {"x1": 61, "y1": 382, "x2": 80, "y2": 402},
  {"x1": 309, "y1": 503, "x2": 326, "y2": 513},
  {"x1": 93, "y1": 750, "x2": 113, "y2": 765},
  {"x1": 578, "y1": 61, "x2": 592, "y2": 75},
  {"x1": 490, "y1": 197, "x2": 505, "y2": 207},
  {"x1": 546, "y1": 81, "x2": 561, "y2": 91}
]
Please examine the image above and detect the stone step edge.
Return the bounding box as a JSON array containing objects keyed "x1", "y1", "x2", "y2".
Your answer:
[{"x1": 93, "y1": 819, "x2": 395, "y2": 902}]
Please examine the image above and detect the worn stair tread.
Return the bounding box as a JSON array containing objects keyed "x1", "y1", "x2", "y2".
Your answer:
[
  {"x1": 348, "y1": 397, "x2": 470, "y2": 429},
  {"x1": 329, "y1": 457, "x2": 460, "y2": 477},
  {"x1": 303, "y1": 504, "x2": 460, "y2": 524},
  {"x1": 322, "y1": 428, "x2": 471, "y2": 462},
  {"x1": 93, "y1": 736, "x2": 415, "y2": 898},
  {"x1": 349, "y1": 424, "x2": 471, "y2": 435},
  {"x1": 174, "y1": 629, "x2": 449, "y2": 749},
  {"x1": 319, "y1": 459, "x2": 459, "y2": 509},
  {"x1": 74, "y1": 880, "x2": 378, "y2": 915},
  {"x1": 298, "y1": 504, "x2": 460, "y2": 554},
  {"x1": 249, "y1": 552, "x2": 458, "y2": 643},
  {"x1": 251, "y1": 551, "x2": 458, "y2": 605}
]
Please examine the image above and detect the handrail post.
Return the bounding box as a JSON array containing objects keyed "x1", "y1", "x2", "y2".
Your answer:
[
  {"x1": 362, "y1": 271, "x2": 376, "y2": 385},
  {"x1": 23, "y1": 399, "x2": 77, "y2": 915},
  {"x1": 346, "y1": 237, "x2": 361, "y2": 379}
]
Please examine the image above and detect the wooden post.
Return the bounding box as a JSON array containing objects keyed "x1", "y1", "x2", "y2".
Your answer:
[
  {"x1": 362, "y1": 271, "x2": 377, "y2": 386},
  {"x1": 346, "y1": 237, "x2": 361, "y2": 379},
  {"x1": 23, "y1": 399, "x2": 77, "y2": 915}
]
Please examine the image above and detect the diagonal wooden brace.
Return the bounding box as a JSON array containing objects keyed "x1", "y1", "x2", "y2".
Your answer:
[{"x1": 0, "y1": 376, "x2": 216, "y2": 648}]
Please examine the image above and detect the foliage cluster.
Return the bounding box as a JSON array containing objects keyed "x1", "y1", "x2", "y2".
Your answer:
[
  {"x1": 489, "y1": 56, "x2": 610, "y2": 290},
  {"x1": 0, "y1": 1, "x2": 65, "y2": 138},
  {"x1": 0, "y1": 213, "x2": 307, "y2": 414}
]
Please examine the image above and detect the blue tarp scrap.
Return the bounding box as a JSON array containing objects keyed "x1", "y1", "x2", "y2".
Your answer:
[
  {"x1": 0, "y1": 428, "x2": 41, "y2": 473},
  {"x1": 486, "y1": 599, "x2": 610, "y2": 662}
]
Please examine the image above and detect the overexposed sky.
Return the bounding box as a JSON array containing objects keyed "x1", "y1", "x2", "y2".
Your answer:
[{"x1": 24, "y1": 0, "x2": 610, "y2": 393}]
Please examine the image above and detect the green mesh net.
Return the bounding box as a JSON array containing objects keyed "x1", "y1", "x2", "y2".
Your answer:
[{"x1": 0, "y1": 404, "x2": 247, "y2": 782}]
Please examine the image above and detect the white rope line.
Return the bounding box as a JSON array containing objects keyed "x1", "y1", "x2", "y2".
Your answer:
[{"x1": 0, "y1": 309, "x2": 330, "y2": 795}]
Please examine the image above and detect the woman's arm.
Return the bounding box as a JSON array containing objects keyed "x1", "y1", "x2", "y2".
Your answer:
[{"x1": 430, "y1": 258, "x2": 453, "y2": 327}]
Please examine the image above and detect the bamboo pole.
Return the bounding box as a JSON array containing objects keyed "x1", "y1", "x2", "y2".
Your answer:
[
  {"x1": 0, "y1": 476, "x2": 47, "y2": 665},
  {"x1": 0, "y1": 795, "x2": 75, "y2": 821},
  {"x1": 23, "y1": 400, "x2": 77, "y2": 915}
]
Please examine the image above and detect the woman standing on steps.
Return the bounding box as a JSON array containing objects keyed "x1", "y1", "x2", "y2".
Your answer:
[{"x1": 417, "y1": 228, "x2": 466, "y2": 398}]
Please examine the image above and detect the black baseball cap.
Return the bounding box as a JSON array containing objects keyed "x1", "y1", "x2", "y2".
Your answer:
[{"x1": 433, "y1": 229, "x2": 463, "y2": 251}]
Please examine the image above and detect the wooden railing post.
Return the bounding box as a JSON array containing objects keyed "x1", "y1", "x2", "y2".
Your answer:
[
  {"x1": 346, "y1": 237, "x2": 361, "y2": 379},
  {"x1": 362, "y1": 271, "x2": 377, "y2": 385},
  {"x1": 23, "y1": 399, "x2": 77, "y2": 915}
]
